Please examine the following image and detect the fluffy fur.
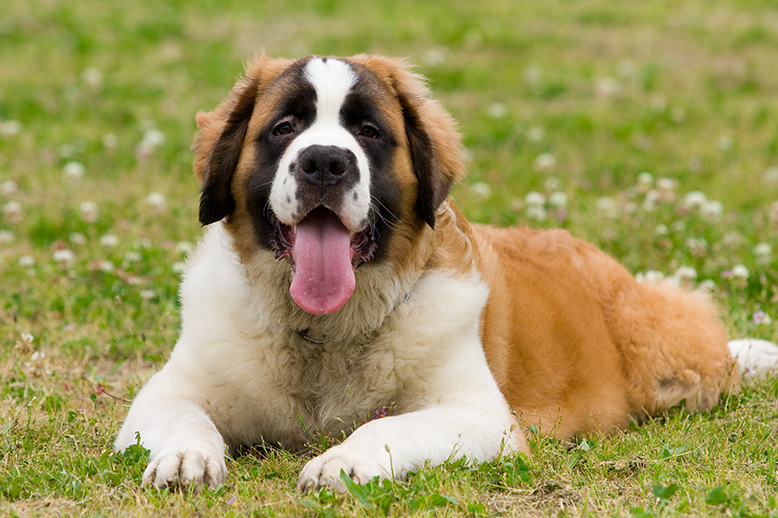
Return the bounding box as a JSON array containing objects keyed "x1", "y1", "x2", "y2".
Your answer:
[{"x1": 115, "y1": 54, "x2": 776, "y2": 492}]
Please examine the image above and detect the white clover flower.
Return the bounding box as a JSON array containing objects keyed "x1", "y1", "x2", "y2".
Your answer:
[
  {"x1": 697, "y1": 279, "x2": 717, "y2": 292},
  {"x1": 701, "y1": 200, "x2": 723, "y2": 221},
  {"x1": 656, "y1": 178, "x2": 678, "y2": 191},
  {"x1": 548, "y1": 191, "x2": 567, "y2": 208},
  {"x1": 0, "y1": 120, "x2": 22, "y2": 136},
  {"x1": 63, "y1": 161, "x2": 85, "y2": 179},
  {"x1": 3, "y1": 201, "x2": 22, "y2": 223},
  {"x1": 172, "y1": 261, "x2": 187, "y2": 274},
  {"x1": 79, "y1": 201, "x2": 98, "y2": 222},
  {"x1": 732, "y1": 264, "x2": 749, "y2": 279},
  {"x1": 98, "y1": 260, "x2": 114, "y2": 273},
  {"x1": 643, "y1": 190, "x2": 660, "y2": 211},
  {"x1": 636, "y1": 270, "x2": 665, "y2": 283},
  {"x1": 686, "y1": 237, "x2": 708, "y2": 256},
  {"x1": 754, "y1": 243, "x2": 771, "y2": 263},
  {"x1": 53, "y1": 249, "x2": 75, "y2": 268},
  {"x1": 469, "y1": 182, "x2": 492, "y2": 200},
  {"x1": 1, "y1": 180, "x2": 18, "y2": 195},
  {"x1": 616, "y1": 60, "x2": 637, "y2": 78},
  {"x1": 544, "y1": 176, "x2": 562, "y2": 191},
  {"x1": 0, "y1": 229, "x2": 14, "y2": 244},
  {"x1": 654, "y1": 224, "x2": 669, "y2": 236},
  {"x1": 18, "y1": 255, "x2": 35, "y2": 267},
  {"x1": 595, "y1": 197, "x2": 618, "y2": 218},
  {"x1": 146, "y1": 192, "x2": 167, "y2": 210},
  {"x1": 124, "y1": 251, "x2": 142, "y2": 263},
  {"x1": 525, "y1": 191, "x2": 546, "y2": 206},
  {"x1": 136, "y1": 128, "x2": 166, "y2": 159},
  {"x1": 525, "y1": 204, "x2": 546, "y2": 221},
  {"x1": 523, "y1": 65, "x2": 542, "y2": 85},
  {"x1": 460, "y1": 147, "x2": 474, "y2": 163},
  {"x1": 140, "y1": 289, "x2": 156, "y2": 299},
  {"x1": 100, "y1": 234, "x2": 119, "y2": 248},
  {"x1": 637, "y1": 172, "x2": 654, "y2": 186},
  {"x1": 650, "y1": 96, "x2": 667, "y2": 113},
  {"x1": 102, "y1": 133, "x2": 118, "y2": 150},
  {"x1": 81, "y1": 67, "x2": 103, "y2": 88},
  {"x1": 683, "y1": 191, "x2": 707, "y2": 209},
  {"x1": 671, "y1": 221, "x2": 686, "y2": 233},
  {"x1": 487, "y1": 102, "x2": 508, "y2": 119},
  {"x1": 508, "y1": 198, "x2": 523, "y2": 212},
  {"x1": 718, "y1": 136, "x2": 734, "y2": 151},
  {"x1": 526, "y1": 126, "x2": 545, "y2": 142},
  {"x1": 688, "y1": 156, "x2": 702, "y2": 171},
  {"x1": 176, "y1": 241, "x2": 194, "y2": 255},
  {"x1": 69, "y1": 232, "x2": 87, "y2": 245},
  {"x1": 765, "y1": 167, "x2": 778, "y2": 183},
  {"x1": 675, "y1": 266, "x2": 697, "y2": 280},
  {"x1": 422, "y1": 47, "x2": 448, "y2": 67},
  {"x1": 533, "y1": 153, "x2": 556, "y2": 172},
  {"x1": 595, "y1": 76, "x2": 620, "y2": 97}
]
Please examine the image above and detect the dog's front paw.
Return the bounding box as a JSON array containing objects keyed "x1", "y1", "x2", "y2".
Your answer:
[
  {"x1": 297, "y1": 444, "x2": 391, "y2": 492},
  {"x1": 143, "y1": 446, "x2": 227, "y2": 491}
]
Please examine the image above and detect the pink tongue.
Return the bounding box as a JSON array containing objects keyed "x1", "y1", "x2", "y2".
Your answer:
[{"x1": 290, "y1": 208, "x2": 355, "y2": 314}]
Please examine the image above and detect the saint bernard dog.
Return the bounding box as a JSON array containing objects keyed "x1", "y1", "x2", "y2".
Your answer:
[{"x1": 115, "y1": 54, "x2": 778, "y2": 492}]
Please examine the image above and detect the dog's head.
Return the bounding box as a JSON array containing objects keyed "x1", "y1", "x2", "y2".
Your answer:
[{"x1": 192, "y1": 54, "x2": 464, "y2": 315}]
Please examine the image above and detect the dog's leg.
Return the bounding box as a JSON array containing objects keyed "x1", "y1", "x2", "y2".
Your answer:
[
  {"x1": 114, "y1": 372, "x2": 227, "y2": 491},
  {"x1": 297, "y1": 403, "x2": 524, "y2": 492}
]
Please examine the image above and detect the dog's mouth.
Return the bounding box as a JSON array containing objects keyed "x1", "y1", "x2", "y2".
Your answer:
[{"x1": 270, "y1": 206, "x2": 377, "y2": 315}]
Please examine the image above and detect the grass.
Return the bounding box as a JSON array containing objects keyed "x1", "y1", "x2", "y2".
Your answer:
[{"x1": 1, "y1": 0, "x2": 778, "y2": 516}]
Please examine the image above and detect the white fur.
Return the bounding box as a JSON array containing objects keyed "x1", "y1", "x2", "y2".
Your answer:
[
  {"x1": 728, "y1": 338, "x2": 778, "y2": 376},
  {"x1": 269, "y1": 58, "x2": 372, "y2": 231},
  {"x1": 115, "y1": 223, "x2": 520, "y2": 491}
]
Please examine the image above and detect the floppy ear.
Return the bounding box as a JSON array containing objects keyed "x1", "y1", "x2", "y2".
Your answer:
[
  {"x1": 192, "y1": 76, "x2": 259, "y2": 226},
  {"x1": 399, "y1": 92, "x2": 464, "y2": 229},
  {"x1": 349, "y1": 55, "x2": 465, "y2": 229}
]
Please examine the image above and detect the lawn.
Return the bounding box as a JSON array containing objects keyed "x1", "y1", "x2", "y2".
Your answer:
[{"x1": 1, "y1": 0, "x2": 777, "y2": 516}]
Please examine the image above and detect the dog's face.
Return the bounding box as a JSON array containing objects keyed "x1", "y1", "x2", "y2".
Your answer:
[{"x1": 192, "y1": 55, "x2": 464, "y2": 314}]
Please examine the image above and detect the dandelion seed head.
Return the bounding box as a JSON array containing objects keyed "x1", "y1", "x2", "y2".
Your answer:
[{"x1": 18, "y1": 255, "x2": 35, "y2": 268}]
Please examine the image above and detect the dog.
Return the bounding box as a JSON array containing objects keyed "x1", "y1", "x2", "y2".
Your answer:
[{"x1": 115, "y1": 54, "x2": 777, "y2": 492}]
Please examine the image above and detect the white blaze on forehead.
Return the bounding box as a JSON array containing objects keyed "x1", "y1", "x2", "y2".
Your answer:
[
  {"x1": 304, "y1": 58, "x2": 356, "y2": 128},
  {"x1": 269, "y1": 58, "x2": 373, "y2": 232}
]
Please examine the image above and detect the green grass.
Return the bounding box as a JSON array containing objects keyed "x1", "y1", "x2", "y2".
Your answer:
[{"x1": 1, "y1": 0, "x2": 778, "y2": 516}]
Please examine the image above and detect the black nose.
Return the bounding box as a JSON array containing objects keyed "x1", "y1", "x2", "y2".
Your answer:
[{"x1": 297, "y1": 145, "x2": 351, "y2": 187}]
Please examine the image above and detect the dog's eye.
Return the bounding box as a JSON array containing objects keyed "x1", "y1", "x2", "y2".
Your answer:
[
  {"x1": 274, "y1": 122, "x2": 294, "y2": 136},
  {"x1": 358, "y1": 125, "x2": 379, "y2": 139}
]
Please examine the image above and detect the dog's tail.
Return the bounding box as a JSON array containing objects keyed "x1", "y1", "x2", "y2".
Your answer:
[{"x1": 728, "y1": 339, "x2": 778, "y2": 376}]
